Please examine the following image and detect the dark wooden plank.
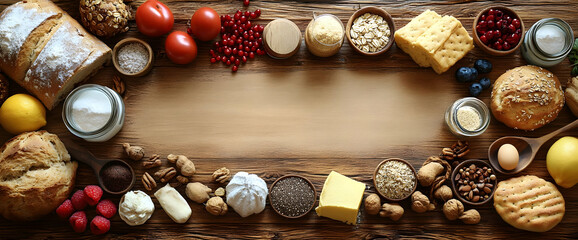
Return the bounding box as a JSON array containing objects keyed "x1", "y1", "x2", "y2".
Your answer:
[{"x1": 0, "y1": 0, "x2": 577, "y2": 239}]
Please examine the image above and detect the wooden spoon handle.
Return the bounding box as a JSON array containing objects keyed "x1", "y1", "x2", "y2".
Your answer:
[
  {"x1": 536, "y1": 119, "x2": 578, "y2": 145},
  {"x1": 61, "y1": 138, "x2": 105, "y2": 172}
]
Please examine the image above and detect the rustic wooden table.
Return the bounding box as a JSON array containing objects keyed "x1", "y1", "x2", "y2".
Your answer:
[{"x1": 1, "y1": 0, "x2": 577, "y2": 239}]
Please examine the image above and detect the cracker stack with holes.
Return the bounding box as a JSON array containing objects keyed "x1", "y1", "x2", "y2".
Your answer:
[{"x1": 394, "y1": 10, "x2": 474, "y2": 74}]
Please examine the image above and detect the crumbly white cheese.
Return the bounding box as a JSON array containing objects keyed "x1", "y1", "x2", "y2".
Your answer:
[
  {"x1": 226, "y1": 172, "x2": 268, "y2": 217},
  {"x1": 119, "y1": 190, "x2": 155, "y2": 226}
]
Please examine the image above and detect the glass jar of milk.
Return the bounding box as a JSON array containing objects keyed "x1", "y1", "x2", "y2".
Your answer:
[
  {"x1": 63, "y1": 84, "x2": 125, "y2": 142},
  {"x1": 521, "y1": 18, "x2": 574, "y2": 67}
]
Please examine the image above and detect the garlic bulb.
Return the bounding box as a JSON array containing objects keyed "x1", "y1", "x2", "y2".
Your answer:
[{"x1": 226, "y1": 172, "x2": 268, "y2": 217}]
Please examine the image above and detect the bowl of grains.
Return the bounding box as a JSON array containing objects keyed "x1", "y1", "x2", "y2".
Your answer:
[
  {"x1": 346, "y1": 7, "x2": 395, "y2": 56},
  {"x1": 112, "y1": 37, "x2": 154, "y2": 77},
  {"x1": 373, "y1": 158, "x2": 417, "y2": 201},
  {"x1": 451, "y1": 159, "x2": 497, "y2": 205},
  {"x1": 269, "y1": 175, "x2": 317, "y2": 218}
]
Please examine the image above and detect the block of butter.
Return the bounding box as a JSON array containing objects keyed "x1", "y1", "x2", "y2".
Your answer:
[
  {"x1": 154, "y1": 184, "x2": 192, "y2": 223},
  {"x1": 315, "y1": 171, "x2": 365, "y2": 225},
  {"x1": 394, "y1": 10, "x2": 473, "y2": 74}
]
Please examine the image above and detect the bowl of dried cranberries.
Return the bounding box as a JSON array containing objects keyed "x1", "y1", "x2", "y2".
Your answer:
[{"x1": 473, "y1": 7, "x2": 524, "y2": 56}]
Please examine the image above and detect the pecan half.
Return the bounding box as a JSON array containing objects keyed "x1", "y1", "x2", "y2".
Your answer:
[
  {"x1": 170, "y1": 175, "x2": 190, "y2": 188},
  {"x1": 142, "y1": 172, "x2": 156, "y2": 191},
  {"x1": 143, "y1": 154, "x2": 162, "y2": 169},
  {"x1": 112, "y1": 75, "x2": 125, "y2": 96},
  {"x1": 440, "y1": 141, "x2": 470, "y2": 161},
  {"x1": 212, "y1": 167, "x2": 231, "y2": 183},
  {"x1": 155, "y1": 167, "x2": 177, "y2": 183}
]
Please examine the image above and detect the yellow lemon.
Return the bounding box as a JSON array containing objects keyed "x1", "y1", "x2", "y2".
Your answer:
[{"x1": 0, "y1": 94, "x2": 47, "y2": 134}]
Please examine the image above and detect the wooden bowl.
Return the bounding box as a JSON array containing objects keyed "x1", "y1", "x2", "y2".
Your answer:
[
  {"x1": 451, "y1": 159, "x2": 497, "y2": 206},
  {"x1": 112, "y1": 37, "x2": 154, "y2": 77},
  {"x1": 269, "y1": 175, "x2": 317, "y2": 218},
  {"x1": 472, "y1": 6, "x2": 525, "y2": 56},
  {"x1": 346, "y1": 7, "x2": 395, "y2": 56},
  {"x1": 373, "y1": 158, "x2": 417, "y2": 201}
]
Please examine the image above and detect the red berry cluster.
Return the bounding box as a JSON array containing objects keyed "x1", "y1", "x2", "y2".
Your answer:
[
  {"x1": 476, "y1": 8, "x2": 522, "y2": 51},
  {"x1": 56, "y1": 185, "x2": 117, "y2": 235},
  {"x1": 210, "y1": 9, "x2": 265, "y2": 72}
]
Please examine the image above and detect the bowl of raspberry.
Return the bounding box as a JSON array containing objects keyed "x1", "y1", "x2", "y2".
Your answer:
[{"x1": 473, "y1": 7, "x2": 524, "y2": 56}]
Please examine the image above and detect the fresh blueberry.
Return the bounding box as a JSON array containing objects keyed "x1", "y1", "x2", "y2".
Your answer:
[
  {"x1": 479, "y1": 77, "x2": 491, "y2": 89},
  {"x1": 474, "y1": 59, "x2": 493, "y2": 74},
  {"x1": 455, "y1": 67, "x2": 478, "y2": 83},
  {"x1": 469, "y1": 83, "x2": 483, "y2": 96}
]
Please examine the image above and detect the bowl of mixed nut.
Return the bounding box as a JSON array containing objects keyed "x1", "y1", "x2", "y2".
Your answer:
[
  {"x1": 373, "y1": 158, "x2": 417, "y2": 201},
  {"x1": 346, "y1": 7, "x2": 395, "y2": 56},
  {"x1": 451, "y1": 159, "x2": 497, "y2": 205}
]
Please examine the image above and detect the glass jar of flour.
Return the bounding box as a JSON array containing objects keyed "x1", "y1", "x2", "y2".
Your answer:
[
  {"x1": 63, "y1": 84, "x2": 125, "y2": 142},
  {"x1": 521, "y1": 18, "x2": 574, "y2": 67}
]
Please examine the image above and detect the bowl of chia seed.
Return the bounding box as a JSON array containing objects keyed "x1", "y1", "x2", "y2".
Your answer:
[{"x1": 269, "y1": 175, "x2": 317, "y2": 218}]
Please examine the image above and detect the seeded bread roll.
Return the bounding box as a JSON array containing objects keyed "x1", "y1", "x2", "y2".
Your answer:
[
  {"x1": 490, "y1": 65, "x2": 564, "y2": 131},
  {"x1": 494, "y1": 175, "x2": 565, "y2": 232},
  {"x1": 0, "y1": 131, "x2": 77, "y2": 221},
  {"x1": 0, "y1": 0, "x2": 111, "y2": 110}
]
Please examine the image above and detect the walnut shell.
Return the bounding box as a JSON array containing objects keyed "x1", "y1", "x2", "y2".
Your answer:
[
  {"x1": 443, "y1": 199, "x2": 464, "y2": 221},
  {"x1": 206, "y1": 196, "x2": 228, "y2": 216},
  {"x1": 364, "y1": 193, "x2": 381, "y2": 215},
  {"x1": 79, "y1": 0, "x2": 130, "y2": 38},
  {"x1": 0, "y1": 74, "x2": 8, "y2": 104}
]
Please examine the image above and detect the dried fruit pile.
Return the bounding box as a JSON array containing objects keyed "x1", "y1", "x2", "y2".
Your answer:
[
  {"x1": 208, "y1": 9, "x2": 265, "y2": 72},
  {"x1": 476, "y1": 8, "x2": 522, "y2": 51}
]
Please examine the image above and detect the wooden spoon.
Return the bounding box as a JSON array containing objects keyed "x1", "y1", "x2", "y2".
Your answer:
[
  {"x1": 62, "y1": 139, "x2": 135, "y2": 195},
  {"x1": 488, "y1": 119, "x2": 578, "y2": 174}
]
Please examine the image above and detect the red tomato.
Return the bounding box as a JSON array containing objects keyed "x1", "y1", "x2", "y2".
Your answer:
[
  {"x1": 136, "y1": 0, "x2": 174, "y2": 37},
  {"x1": 165, "y1": 31, "x2": 198, "y2": 64},
  {"x1": 189, "y1": 7, "x2": 221, "y2": 41}
]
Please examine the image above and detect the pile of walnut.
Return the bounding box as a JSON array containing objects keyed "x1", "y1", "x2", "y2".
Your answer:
[
  {"x1": 364, "y1": 140, "x2": 480, "y2": 224},
  {"x1": 443, "y1": 199, "x2": 481, "y2": 224},
  {"x1": 364, "y1": 193, "x2": 404, "y2": 221},
  {"x1": 122, "y1": 143, "x2": 232, "y2": 216},
  {"x1": 365, "y1": 190, "x2": 480, "y2": 224}
]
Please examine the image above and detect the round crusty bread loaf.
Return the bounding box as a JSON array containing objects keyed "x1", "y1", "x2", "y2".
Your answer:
[
  {"x1": 0, "y1": 131, "x2": 77, "y2": 221},
  {"x1": 491, "y1": 65, "x2": 564, "y2": 131},
  {"x1": 494, "y1": 175, "x2": 565, "y2": 232}
]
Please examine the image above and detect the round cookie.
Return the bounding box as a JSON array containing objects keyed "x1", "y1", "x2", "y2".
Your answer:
[
  {"x1": 491, "y1": 65, "x2": 564, "y2": 131},
  {"x1": 494, "y1": 175, "x2": 565, "y2": 232}
]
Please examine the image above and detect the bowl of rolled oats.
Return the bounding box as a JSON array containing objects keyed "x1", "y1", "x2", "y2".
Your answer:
[
  {"x1": 346, "y1": 7, "x2": 395, "y2": 56},
  {"x1": 373, "y1": 158, "x2": 417, "y2": 201}
]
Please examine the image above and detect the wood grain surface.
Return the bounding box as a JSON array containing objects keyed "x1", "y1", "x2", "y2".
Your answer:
[{"x1": 1, "y1": 0, "x2": 578, "y2": 239}]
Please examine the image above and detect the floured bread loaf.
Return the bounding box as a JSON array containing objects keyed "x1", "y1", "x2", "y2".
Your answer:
[
  {"x1": 0, "y1": 131, "x2": 77, "y2": 221},
  {"x1": 0, "y1": 0, "x2": 111, "y2": 110},
  {"x1": 494, "y1": 175, "x2": 565, "y2": 232}
]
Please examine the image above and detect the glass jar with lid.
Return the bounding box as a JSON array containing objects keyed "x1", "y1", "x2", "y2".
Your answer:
[
  {"x1": 305, "y1": 13, "x2": 345, "y2": 57},
  {"x1": 521, "y1": 18, "x2": 574, "y2": 67},
  {"x1": 445, "y1": 97, "x2": 490, "y2": 137},
  {"x1": 62, "y1": 84, "x2": 125, "y2": 142}
]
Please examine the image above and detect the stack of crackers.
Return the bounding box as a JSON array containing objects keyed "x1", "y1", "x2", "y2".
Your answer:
[{"x1": 395, "y1": 10, "x2": 474, "y2": 74}]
